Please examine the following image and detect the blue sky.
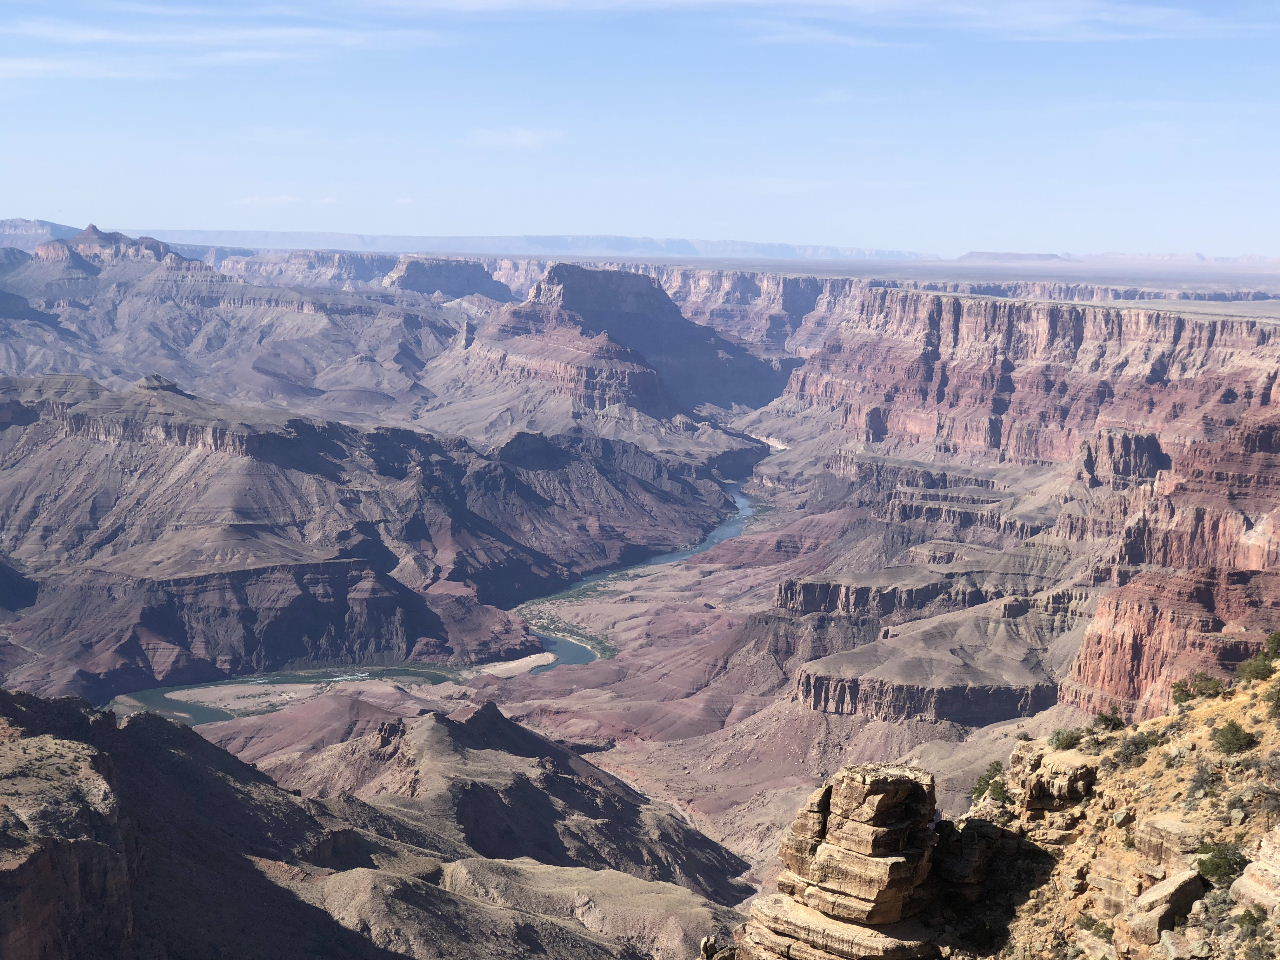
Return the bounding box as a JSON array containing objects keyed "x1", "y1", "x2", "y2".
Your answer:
[{"x1": 0, "y1": 1, "x2": 1277, "y2": 256}]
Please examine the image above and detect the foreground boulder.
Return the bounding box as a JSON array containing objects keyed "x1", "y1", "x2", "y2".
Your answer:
[
  {"x1": 1232, "y1": 825, "x2": 1280, "y2": 917},
  {"x1": 738, "y1": 764, "x2": 940, "y2": 960}
]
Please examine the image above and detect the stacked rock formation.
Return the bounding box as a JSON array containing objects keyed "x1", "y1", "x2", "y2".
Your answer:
[{"x1": 738, "y1": 764, "x2": 939, "y2": 960}]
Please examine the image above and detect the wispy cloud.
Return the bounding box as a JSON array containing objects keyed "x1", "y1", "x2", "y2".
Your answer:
[
  {"x1": 0, "y1": 0, "x2": 1268, "y2": 92},
  {"x1": 192, "y1": 48, "x2": 314, "y2": 65},
  {"x1": 744, "y1": 19, "x2": 903, "y2": 47},
  {"x1": 370, "y1": 0, "x2": 1267, "y2": 42},
  {"x1": 231, "y1": 194, "x2": 340, "y2": 207},
  {"x1": 0, "y1": 55, "x2": 160, "y2": 79},
  {"x1": 97, "y1": 1, "x2": 317, "y2": 16},
  {"x1": 465, "y1": 126, "x2": 564, "y2": 149},
  {"x1": 1, "y1": 18, "x2": 443, "y2": 48},
  {"x1": 730, "y1": 175, "x2": 834, "y2": 196},
  {"x1": 0, "y1": 6, "x2": 446, "y2": 81}
]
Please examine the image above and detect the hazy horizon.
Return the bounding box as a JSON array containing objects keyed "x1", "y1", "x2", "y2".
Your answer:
[{"x1": 11, "y1": 217, "x2": 1280, "y2": 265}]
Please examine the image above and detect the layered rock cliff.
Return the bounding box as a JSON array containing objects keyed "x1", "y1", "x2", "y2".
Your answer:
[
  {"x1": 412, "y1": 263, "x2": 776, "y2": 466},
  {"x1": 471, "y1": 260, "x2": 1280, "y2": 354},
  {"x1": 731, "y1": 280, "x2": 1280, "y2": 721},
  {"x1": 747, "y1": 289, "x2": 1280, "y2": 465},
  {"x1": 1062, "y1": 409, "x2": 1280, "y2": 717}
]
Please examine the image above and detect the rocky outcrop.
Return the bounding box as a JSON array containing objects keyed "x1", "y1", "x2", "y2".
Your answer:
[
  {"x1": 775, "y1": 576, "x2": 998, "y2": 618},
  {"x1": 943, "y1": 680, "x2": 1280, "y2": 959},
  {"x1": 882, "y1": 489, "x2": 1046, "y2": 542},
  {"x1": 1232, "y1": 826, "x2": 1280, "y2": 917},
  {"x1": 441, "y1": 321, "x2": 676, "y2": 416},
  {"x1": 795, "y1": 672, "x2": 1058, "y2": 726},
  {"x1": 1004, "y1": 743, "x2": 1098, "y2": 813},
  {"x1": 1077, "y1": 431, "x2": 1168, "y2": 489},
  {"x1": 244, "y1": 699, "x2": 752, "y2": 906},
  {"x1": 68, "y1": 224, "x2": 175, "y2": 263},
  {"x1": 823, "y1": 452, "x2": 1000, "y2": 494},
  {"x1": 524, "y1": 264, "x2": 791, "y2": 411},
  {"x1": 738, "y1": 764, "x2": 938, "y2": 960}
]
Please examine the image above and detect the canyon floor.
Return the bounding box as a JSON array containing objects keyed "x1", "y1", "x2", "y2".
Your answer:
[{"x1": 3, "y1": 218, "x2": 1280, "y2": 958}]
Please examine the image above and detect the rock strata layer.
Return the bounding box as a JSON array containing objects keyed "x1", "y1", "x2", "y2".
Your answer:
[{"x1": 738, "y1": 764, "x2": 938, "y2": 960}]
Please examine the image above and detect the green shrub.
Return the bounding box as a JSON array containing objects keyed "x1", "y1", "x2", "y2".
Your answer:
[
  {"x1": 1197, "y1": 842, "x2": 1249, "y2": 885},
  {"x1": 1211, "y1": 720, "x2": 1259, "y2": 755},
  {"x1": 1093, "y1": 706, "x2": 1127, "y2": 732},
  {"x1": 1172, "y1": 672, "x2": 1227, "y2": 703},
  {"x1": 1238, "y1": 905, "x2": 1266, "y2": 928},
  {"x1": 1190, "y1": 764, "x2": 1222, "y2": 796},
  {"x1": 1116, "y1": 730, "x2": 1160, "y2": 766},
  {"x1": 1075, "y1": 913, "x2": 1114, "y2": 942},
  {"x1": 972, "y1": 761, "x2": 1010, "y2": 802},
  {"x1": 1049, "y1": 728, "x2": 1084, "y2": 751},
  {"x1": 1236, "y1": 906, "x2": 1267, "y2": 938},
  {"x1": 1265, "y1": 681, "x2": 1280, "y2": 719},
  {"x1": 1238, "y1": 654, "x2": 1275, "y2": 682},
  {"x1": 1266, "y1": 631, "x2": 1280, "y2": 659}
]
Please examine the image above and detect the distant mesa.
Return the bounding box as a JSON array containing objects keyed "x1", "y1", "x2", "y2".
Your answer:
[
  {"x1": 383, "y1": 255, "x2": 514, "y2": 301},
  {"x1": 74, "y1": 223, "x2": 177, "y2": 262},
  {"x1": 86, "y1": 223, "x2": 938, "y2": 262},
  {"x1": 0, "y1": 217, "x2": 80, "y2": 252},
  {"x1": 956, "y1": 251, "x2": 1074, "y2": 263},
  {"x1": 136, "y1": 373, "x2": 193, "y2": 397}
]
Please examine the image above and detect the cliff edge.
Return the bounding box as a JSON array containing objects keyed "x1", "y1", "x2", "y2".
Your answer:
[{"x1": 710, "y1": 667, "x2": 1280, "y2": 960}]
